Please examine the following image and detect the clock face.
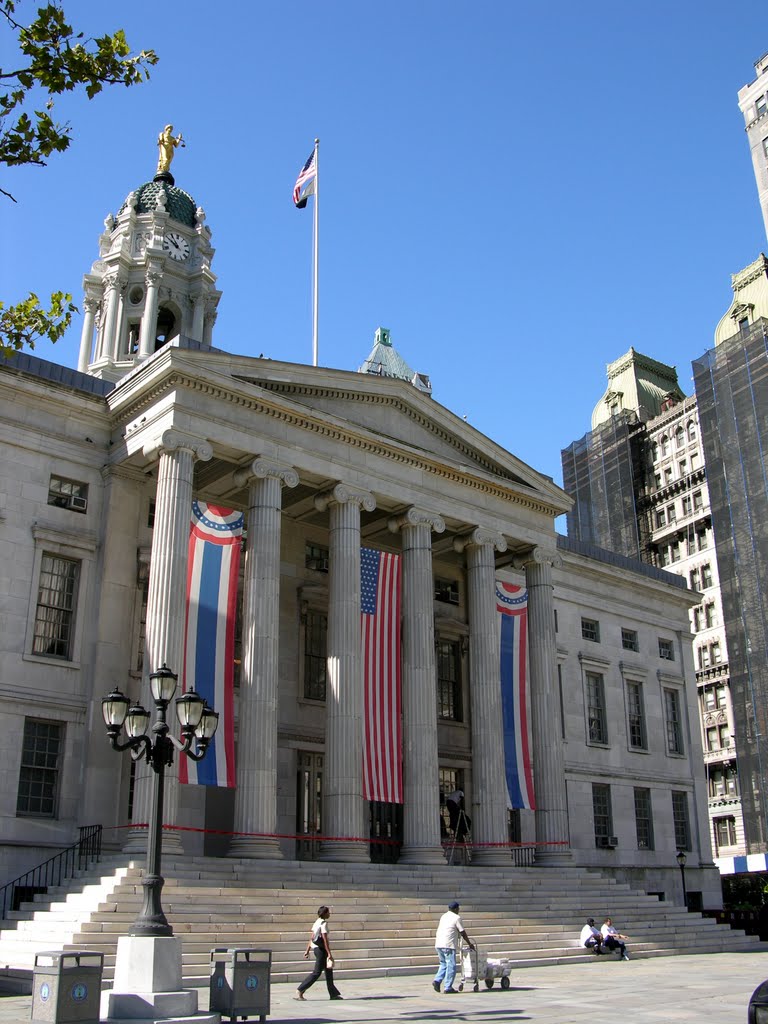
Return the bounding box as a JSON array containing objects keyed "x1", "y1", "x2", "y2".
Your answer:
[{"x1": 163, "y1": 231, "x2": 190, "y2": 261}]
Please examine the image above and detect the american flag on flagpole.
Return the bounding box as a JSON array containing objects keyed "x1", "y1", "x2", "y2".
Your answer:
[
  {"x1": 179, "y1": 501, "x2": 243, "y2": 787},
  {"x1": 361, "y1": 547, "x2": 403, "y2": 804},
  {"x1": 496, "y1": 580, "x2": 535, "y2": 810},
  {"x1": 293, "y1": 149, "x2": 317, "y2": 208}
]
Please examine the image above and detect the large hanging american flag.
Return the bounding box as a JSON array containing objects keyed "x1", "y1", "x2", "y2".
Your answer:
[
  {"x1": 497, "y1": 580, "x2": 535, "y2": 810},
  {"x1": 179, "y1": 501, "x2": 243, "y2": 787},
  {"x1": 361, "y1": 547, "x2": 403, "y2": 803}
]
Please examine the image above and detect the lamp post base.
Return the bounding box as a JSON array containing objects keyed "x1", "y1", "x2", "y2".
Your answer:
[{"x1": 100, "y1": 936, "x2": 216, "y2": 1023}]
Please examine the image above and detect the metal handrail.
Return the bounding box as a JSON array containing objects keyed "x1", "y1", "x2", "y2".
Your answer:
[{"x1": 0, "y1": 824, "x2": 102, "y2": 921}]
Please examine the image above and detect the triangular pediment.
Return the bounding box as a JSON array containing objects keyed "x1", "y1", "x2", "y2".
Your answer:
[{"x1": 109, "y1": 343, "x2": 570, "y2": 517}]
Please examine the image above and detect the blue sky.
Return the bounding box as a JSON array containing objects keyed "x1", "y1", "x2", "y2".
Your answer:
[{"x1": 3, "y1": 1, "x2": 767, "y2": 493}]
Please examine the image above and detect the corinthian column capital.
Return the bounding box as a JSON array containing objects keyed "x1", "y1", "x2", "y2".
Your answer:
[
  {"x1": 387, "y1": 507, "x2": 445, "y2": 535},
  {"x1": 453, "y1": 527, "x2": 507, "y2": 554},
  {"x1": 314, "y1": 482, "x2": 376, "y2": 514},
  {"x1": 142, "y1": 429, "x2": 213, "y2": 463},
  {"x1": 513, "y1": 545, "x2": 563, "y2": 571},
  {"x1": 234, "y1": 457, "x2": 299, "y2": 490}
]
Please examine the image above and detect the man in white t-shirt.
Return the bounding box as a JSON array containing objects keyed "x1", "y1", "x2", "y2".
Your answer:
[
  {"x1": 580, "y1": 917, "x2": 604, "y2": 954},
  {"x1": 433, "y1": 901, "x2": 475, "y2": 994}
]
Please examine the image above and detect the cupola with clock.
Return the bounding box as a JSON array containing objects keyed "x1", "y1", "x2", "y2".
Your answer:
[{"x1": 77, "y1": 126, "x2": 221, "y2": 382}]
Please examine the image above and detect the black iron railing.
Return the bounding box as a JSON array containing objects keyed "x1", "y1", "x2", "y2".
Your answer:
[{"x1": 0, "y1": 824, "x2": 102, "y2": 921}]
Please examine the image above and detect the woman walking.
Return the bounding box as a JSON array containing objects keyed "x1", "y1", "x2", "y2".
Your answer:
[{"x1": 294, "y1": 905, "x2": 343, "y2": 1001}]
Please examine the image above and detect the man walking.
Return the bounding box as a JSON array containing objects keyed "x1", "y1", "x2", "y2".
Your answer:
[{"x1": 433, "y1": 901, "x2": 475, "y2": 994}]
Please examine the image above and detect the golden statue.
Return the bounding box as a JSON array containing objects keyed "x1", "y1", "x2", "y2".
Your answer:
[{"x1": 156, "y1": 124, "x2": 184, "y2": 174}]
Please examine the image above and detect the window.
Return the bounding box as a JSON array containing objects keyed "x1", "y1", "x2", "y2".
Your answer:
[
  {"x1": 714, "y1": 816, "x2": 737, "y2": 851},
  {"x1": 763, "y1": 136, "x2": 768, "y2": 159},
  {"x1": 678, "y1": 459, "x2": 687, "y2": 477},
  {"x1": 669, "y1": 540, "x2": 680, "y2": 563},
  {"x1": 664, "y1": 467, "x2": 673, "y2": 484},
  {"x1": 654, "y1": 472, "x2": 662, "y2": 490},
  {"x1": 719, "y1": 724, "x2": 731, "y2": 748},
  {"x1": 682, "y1": 495, "x2": 692, "y2": 516},
  {"x1": 655, "y1": 509, "x2": 666, "y2": 529},
  {"x1": 434, "y1": 577, "x2": 459, "y2": 605},
  {"x1": 436, "y1": 638, "x2": 463, "y2": 721},
  {"x1": 703, "y1": 687, "x2": 716, "y2": 711},
  {"x1": 693, "y1": 490, "x2": 703, "y2": 511},
  {"x1": 592, "y1": 783, "x2": 613, "y2": 846},
  {"x1": 716, "y1": 685, "x2": 727, "y2": 708},
  {"x1": 581, "y1": 617, "x2": 600, "y2": 643},
  {"x1": 701, "y1": 564, "x2": 713, "y2": 588},
  {"x1": 305, "y1": 543, "x2": 329, "y2": 573},
  {"x1": 706, "y1": 726, "x2": 718, "y2": 751},
  {"x1": 626, "y1": 680, "x2": 647, "y2": 750},
  {"x1": 32, "y1": 554, "x2": 80, "y2": 660},
  {"x1": 16, "y1": 719, "x2": 63, "y2": 817},
  {"x1": 689, "y1": 568, "x2": 700, "y2": 590},
  {"x1": 147, "y1": 500, "x2": 156, "y2": 529},
  {"x1": 690, "y1": 451, "x2": 699, "y2": 469},
  {"x1": 757, "y1": 94, "x2": 768, "y2": 117},
  {"x1": 696, "y1": 527, "x2": 709, "y2": 551},
  {"x1": 711, "y1": 641, "x2": 722, "y2": 664},
  {"x1": 136, "y1": 576, "x2": 148, "y2": 674},
  {"x1": 634, "y1": 788, "x2": 654, "y2": 849},
  {"x1": 660, "y1": 435, "x2": 670, "y2": 456},
  {"x1": 664, "y1": 688, "x2": 684, "y2": 755},
  {"x1": 675, "y1": 426, "x2": 685, "y2": 449},
  {"x1": 586, "y1": 671, "x2": 608, "y2": 744},
  {"x1": 692, "y1": 608, "x2": 702, "y2": 632},
  {"x1": 672, "y1": 790, "x2": 691, "y2": 850},
  {"x1": 303, "y1": 610, "x2": 327, "y2": 700},
  {"x1": 687, "y1": 420, "x2": 697, "y2": 442},
  {"x1": 658, "y1": 638, "x2": 675, "y2": 661},
  {"x1": 47, "y1": 475, "x2": 88, "y2": 513},
  {"x1": 621, "y1": 628, "x2": 639, "y2": 652},
  {"x1": 667, "y1": 503, "x2": 677, "y2": 523},
  {"x1": 699, "y1": 646, "x2": 710, "y2": 669}
]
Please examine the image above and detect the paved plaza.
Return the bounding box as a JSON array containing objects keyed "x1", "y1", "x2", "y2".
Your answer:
[{"x1": 2, "y1": 952, "x2": 768, "y2": 1024}]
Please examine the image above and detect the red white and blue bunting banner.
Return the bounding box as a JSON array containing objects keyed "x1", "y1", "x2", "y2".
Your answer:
[
  {"x1": 496, "y1": 580, "x2": 535, "y2": 810},
  {"x1": 361, "y1": 547, "x2": 403, "y2": 804},
  {"x1": 179, "y1": 501, "x2": 243, "y2": 787}
]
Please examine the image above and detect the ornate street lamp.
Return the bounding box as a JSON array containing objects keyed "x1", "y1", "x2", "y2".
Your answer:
[
  {"x1": 102, "y1": 665, "x2": 218, "y2": 937},
  {"x1": 676, "y1": 849, "x2": 688, "y2": 909}
]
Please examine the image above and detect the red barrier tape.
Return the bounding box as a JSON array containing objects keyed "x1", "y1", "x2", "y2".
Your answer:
[{"x1": 105, "y1": 822, "x2": 568, "y2": 849}]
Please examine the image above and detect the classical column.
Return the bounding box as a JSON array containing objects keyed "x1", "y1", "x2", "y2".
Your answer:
[
  {"x1": 203, "y1": 301, "x2": 218, "y2": 346},
  {"x1": 518, "y1": 547, "x2": 572, "y2": 865},
  {"x1": 388, "y1": 507, "x2": 446, "y2": 864},
  {"x1": 122, "y1": 430, "x2": 212, "y2": 854},
  {"x1": 96, "y1": 273, "x2": 120, "y2": 362},
  {"x1": 77, "y1": 295, "x2": 100, "y2": 373},
  {"x1": 229, "y1": 458, "x2": 298, "y2": 859},
  {"x1": 314, "y1": 483, "x2": 376, "y2": 862},
  {"x1": 455, "y1": 528, "x2": 511, "y2": 866},
  {"x1": 137, "y1": 264, "x2": 163, "y2": 360}
]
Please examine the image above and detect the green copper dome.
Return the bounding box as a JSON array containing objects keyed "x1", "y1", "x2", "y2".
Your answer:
[{"x1": 119, "y1": 173, "x2": 197, "y2": 227}]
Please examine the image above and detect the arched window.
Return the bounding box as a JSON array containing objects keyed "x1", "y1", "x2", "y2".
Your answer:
[
  {"x1": 675, "y1": 426, "x2": 685, "y2": 449},
  {"x1": 687, "y1": 420, "x2": 697, "y2": 441},
  {"x1": 660, "y1": 434, "x2": 670, "y2": 457},
  {"x1": 154, "y1": 307, "x2": 177, "y2": 351}
]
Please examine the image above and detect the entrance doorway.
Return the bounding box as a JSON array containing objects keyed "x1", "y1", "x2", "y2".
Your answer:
[
  {"x1": 296, "y1": 751, "x2": 323, "y2": 860},
  {"x1": 369, "y1": 801, "x2": 402, "y2": 863}
]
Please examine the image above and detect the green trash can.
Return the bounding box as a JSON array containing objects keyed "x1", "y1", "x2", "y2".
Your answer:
[
  {"x1": 209, "y1": 947, "x2": 272, "y2": 1022},
  {"x1": 31, "y1": 950, "x2": 104, "y2": 1024}
]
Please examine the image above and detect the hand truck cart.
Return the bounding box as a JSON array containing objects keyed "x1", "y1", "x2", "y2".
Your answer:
[{"x1": 459, "y1": 945, "x2": 514, "y2": 990}]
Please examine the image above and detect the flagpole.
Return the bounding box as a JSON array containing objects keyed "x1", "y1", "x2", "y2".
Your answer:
[{"x1": 312, "y1": 137, "x2": 319, "y2": 367}]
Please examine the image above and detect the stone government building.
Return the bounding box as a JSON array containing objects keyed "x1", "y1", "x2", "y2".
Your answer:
[{"x1": 0, "y1": 147, "x2": 721, "y2": 907}]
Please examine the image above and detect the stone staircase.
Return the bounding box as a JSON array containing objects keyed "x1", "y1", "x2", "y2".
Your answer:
[{"x1": 1, "y1": 855, "x2": 764, "y2": 991}]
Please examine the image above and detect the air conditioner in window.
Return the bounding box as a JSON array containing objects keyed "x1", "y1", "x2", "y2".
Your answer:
[
  {"x1": 68, "y1": 495, "x2": 88, "y2": 512},
  {"x1": 307, "y1": 557, "x2": 328, "y2": 572},
  {"x1": 598, "y1": 836, "x2": 619, "y2": 849}
]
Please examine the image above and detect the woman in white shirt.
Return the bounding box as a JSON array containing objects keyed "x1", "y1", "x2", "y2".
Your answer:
[{"x1": 295, "y1": 905, "x2": 343, "y2": 1000}]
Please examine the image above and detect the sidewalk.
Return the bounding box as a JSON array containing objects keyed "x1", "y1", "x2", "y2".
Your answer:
[{"x1": 2, "y1": 952, "x2": 768, "y2": 1023}]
